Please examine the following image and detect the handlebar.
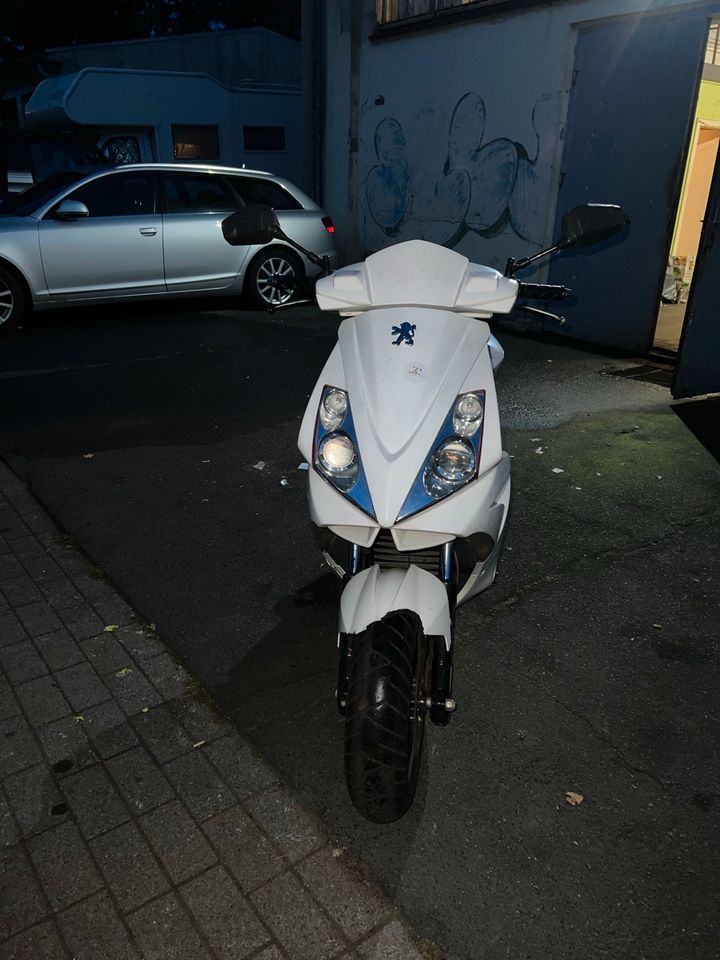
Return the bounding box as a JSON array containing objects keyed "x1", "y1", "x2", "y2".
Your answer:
[{"x1": 516, "y1": 283, "x2": 573, "y2": 302}]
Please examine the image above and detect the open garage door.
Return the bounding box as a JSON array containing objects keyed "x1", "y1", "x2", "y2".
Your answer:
[
  {"x1": 549, "y1": 8, "x2": 714, "y2": 354},
  {"x1": 673, "y1": 143, "x2": 720, "y2": 397}
]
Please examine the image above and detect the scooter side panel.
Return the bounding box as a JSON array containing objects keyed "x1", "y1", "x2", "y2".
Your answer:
[{"x1": 394, "y1": 452, "x2": 510, "y2": 541}]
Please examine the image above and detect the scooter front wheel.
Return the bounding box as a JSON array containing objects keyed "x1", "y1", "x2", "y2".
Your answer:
[{"x1": 344, "y1": 610, "x2": 430, "y2": 823}]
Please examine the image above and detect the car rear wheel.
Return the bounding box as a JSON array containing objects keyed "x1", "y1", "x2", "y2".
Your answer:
[
  {"x1": 246, "y1": 248, "x2": 304, "y2": 309},
  {"x1": 0, "y1": 266, "x2": 27, "y2": 332}
]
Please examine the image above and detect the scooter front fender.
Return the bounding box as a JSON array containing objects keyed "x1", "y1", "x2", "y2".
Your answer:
[{"x1": 339, "y1": 565, "x2": 452, "y2": 647}]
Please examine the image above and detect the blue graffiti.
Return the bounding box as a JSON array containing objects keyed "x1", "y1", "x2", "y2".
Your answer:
[
  {"x1": 391, "y1": 322, "x2": 416, "y2": 346},
  {"x1": 366, "y1": 92, "x2": 556, "y2": 247},
  {"x1": 365, "y1": 119, "x2": 410, "y2": 234}
]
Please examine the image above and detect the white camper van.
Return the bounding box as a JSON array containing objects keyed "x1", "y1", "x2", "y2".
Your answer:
[{"x1": 24, "y1": 67, "x2": 303, "y2": 182}]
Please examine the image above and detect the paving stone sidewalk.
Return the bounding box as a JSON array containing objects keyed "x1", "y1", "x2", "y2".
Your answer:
[{"x1": 0, "y1": 461, "x2": 429, "y2": 960}]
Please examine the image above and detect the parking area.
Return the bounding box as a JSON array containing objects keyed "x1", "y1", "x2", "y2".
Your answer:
[{"x1": 1, "y1": 302, "x2": 719, "y2": 960}]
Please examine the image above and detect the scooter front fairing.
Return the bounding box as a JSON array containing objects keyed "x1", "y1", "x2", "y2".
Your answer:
[{"x1": 298, "y1": 303, "x2": 510, "y2": 636}]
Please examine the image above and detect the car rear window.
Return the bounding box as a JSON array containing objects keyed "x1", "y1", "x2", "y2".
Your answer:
[
  {"x1": 227, "y1": 176, "x2": 302, "y2": 211},
  {"x1": 161, "y1": 172, "x2": 237, "y2": 214}
]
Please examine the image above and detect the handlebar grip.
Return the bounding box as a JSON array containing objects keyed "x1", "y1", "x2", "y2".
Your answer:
[{"x1": 517, "y1": 283, "x2": 572, "y2": 302}]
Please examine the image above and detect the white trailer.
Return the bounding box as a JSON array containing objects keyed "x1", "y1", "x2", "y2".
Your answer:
[{"x1": 24, "y1": 67, "x2": 302, "y2": 182}]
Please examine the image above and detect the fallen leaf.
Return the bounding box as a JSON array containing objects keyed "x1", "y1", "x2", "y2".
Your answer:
[
  {"x1": 530, "y1": 438, "x2": 541, "y2": 442},
  {"x1": 534, "y1": 447, "x2": 544, "y2": 455},
  {"x1": 74, "y1": 715, "x2": 85, "y2": 723},
  {"x1": 82, "y1": 453, "x2": 94, "y2": 459},
  {"x1": 552, "y1": 468, "x2": 565, "y2": 474},
  {"x1": 103, "y1": 624, "x2": 119, "y2": 633},
  {"x1": 252, "y1": 461, "x2": 266, "y2": 471},
  {"x1": 653, "y1": 623, "x2": 663, "y2": 630},
  {"x1": 565, "y1": 791, "x2": 584, "y2": 806},
  {"x1": 115, "y1": 667, "x2": 133, "y2": 678},
  {"x1": 193, "y1": 741, "x2": 206, "y2": 749},
  {"x1": 280, "y1": 478, "x2": 289, "y2": 487},
  {"x1": 141, "y1": 707, "x2": 149, "y2": 713}
]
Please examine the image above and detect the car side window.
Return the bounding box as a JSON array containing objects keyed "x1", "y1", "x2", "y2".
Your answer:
[
  {"x1": 161, "y1": 173, "x2": 237, "y2": 214},
  {"x1": 227, "y1": 176, "x2": 302, "y2": 211},
  {"x1": 63, "y1": 172, "x2": 156, "y2": 217}
]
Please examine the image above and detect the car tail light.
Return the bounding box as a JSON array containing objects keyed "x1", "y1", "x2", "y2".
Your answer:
[{"x1": 321, "y1": 216, "x2": 335, "y2": 234}]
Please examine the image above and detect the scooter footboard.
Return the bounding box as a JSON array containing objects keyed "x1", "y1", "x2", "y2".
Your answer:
[{"x1": 338, "y1": 564, "x2": 452, "y2": 647}]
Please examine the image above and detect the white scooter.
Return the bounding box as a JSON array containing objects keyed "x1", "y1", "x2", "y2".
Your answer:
[{"x1": 222, "y1": 202, "x2": 628, "y2": 822}]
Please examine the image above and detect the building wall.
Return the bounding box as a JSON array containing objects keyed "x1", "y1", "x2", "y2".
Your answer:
[{"x1": 323, "y1": 0, "x2": 715, "y2": 269}]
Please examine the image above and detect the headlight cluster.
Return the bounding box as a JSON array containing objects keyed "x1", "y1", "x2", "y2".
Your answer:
[
  {"x1": 313, "y1": 386, "x2": 375, "y2": 516},
  {"x1": 319, "y1": 388, "x2": 348, "y2": 431},
  {"x1": 399, "y1": 391, "x2": 485, "y2": 520}
]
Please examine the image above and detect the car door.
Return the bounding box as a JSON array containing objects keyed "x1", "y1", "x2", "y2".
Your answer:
[
  {"x1": 38, "y1": 170, "x2": 164, "y2": 297},
  {"x1": 159, "y1": 171, "x2": 249, "y2": 290}
]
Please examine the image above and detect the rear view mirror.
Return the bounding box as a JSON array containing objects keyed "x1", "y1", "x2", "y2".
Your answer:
[
  {"x1": 55, "y1": 199, "x2": 90, "y2": 220},
  {"x1": 560, "y1": 203, "x2": 629, "y2": 249},
  {"x1": 222, "y1": 204, "x2": 280, "y2": 246}
]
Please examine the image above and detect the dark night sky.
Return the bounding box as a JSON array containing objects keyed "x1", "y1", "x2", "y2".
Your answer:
[{"x1": 1, "y1": 0, "x2": 301, "y2": 92}]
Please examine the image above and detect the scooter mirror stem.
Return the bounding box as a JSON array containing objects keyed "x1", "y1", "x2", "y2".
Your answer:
[
  {"x1": 504, "y1": 236, "x2": 575, "y2": 277},
  {"x1": 272, "y1": 226, "x2": 328, "y2": 272}
]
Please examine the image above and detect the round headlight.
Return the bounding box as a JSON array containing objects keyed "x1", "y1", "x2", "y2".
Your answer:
[
  {"x1": 423, "y1": 437, "x2": 476, "y2": 498},
  {"x1": 432, "y1": 438, "x2": 475, "y2": 481},
  {"x1": 320, "y1": 388, "x2": 348, "y2": 430},
  {"x1": 318, "y1": 432, "x2": 356, "y2": 473},
  {"x1": 453, "y1": 392, "x2": 484, "y2": 438}
]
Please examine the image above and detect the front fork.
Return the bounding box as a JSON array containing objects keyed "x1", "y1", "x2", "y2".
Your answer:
[{"x1": 336, "y1": 541, "x2": 457, "y2": 725}]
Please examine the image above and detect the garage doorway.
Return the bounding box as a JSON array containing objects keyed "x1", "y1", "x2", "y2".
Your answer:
[{"x1": 655, "y1": 18, "x2": 720, "y2": 354}]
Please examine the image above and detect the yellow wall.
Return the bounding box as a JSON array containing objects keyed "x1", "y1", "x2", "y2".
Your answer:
[
  {"x1": 671, "y1": 78, "x2": 720, "y2": 260},
  {"x1": 695, "y1": 78, "x2": 720, "y2": 124},
  {"x1": 674, "y1": 129, "x2": 720, "y2": 259}
]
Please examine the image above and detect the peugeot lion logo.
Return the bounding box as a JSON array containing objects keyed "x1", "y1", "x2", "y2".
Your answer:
[{"x1": 391, "y1": 322, "x2": 416, "y2": 346}]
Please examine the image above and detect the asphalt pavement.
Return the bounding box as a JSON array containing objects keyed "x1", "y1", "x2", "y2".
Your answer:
[{"x1": 1, "y1": 300, "x2": 719, "y2": 960}]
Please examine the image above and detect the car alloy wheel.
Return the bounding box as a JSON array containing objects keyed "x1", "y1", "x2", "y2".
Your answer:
[
  {"x1": 0, "y1": 266, "x2": 25, "y2": 331},
  {"x1": 254, "y1": 254, "x2": 298, "y2": 306}
]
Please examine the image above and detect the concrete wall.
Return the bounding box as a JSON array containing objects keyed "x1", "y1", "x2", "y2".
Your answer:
[{"x1": 323, "y1": 0, "x2": 715, "y2": 268}]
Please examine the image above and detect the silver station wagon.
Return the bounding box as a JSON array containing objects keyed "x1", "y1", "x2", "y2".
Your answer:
[{"x1": 0, "y1": 163, "x2": 339, "y2": 329}]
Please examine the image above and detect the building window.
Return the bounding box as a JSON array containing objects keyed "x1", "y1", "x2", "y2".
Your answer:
[
  {"x1": 172, "y1": 125, "x2": 220, "y2": 161},
  {"x1": 376, "y1": 0, "x2": 544, "y2": 26},
  {"x1": 706, "y1": 20, "x2": 720, "y2": 66},
  {"x1": 243, "y1": 126, "x2": 286, "y2": 152}
]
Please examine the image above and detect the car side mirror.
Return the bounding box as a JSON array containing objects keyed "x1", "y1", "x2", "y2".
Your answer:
[
  {"x1": 54, "y1": 199, "x2": 90, "y2": 220},
  {"x1": 559, "y1": 203, "x2": 629, "y2": 250},
  {"x1": 222, "y1": 204, "x2": 281, "y2": 246}
]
